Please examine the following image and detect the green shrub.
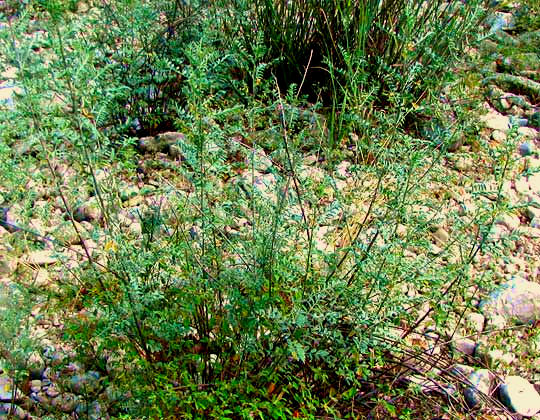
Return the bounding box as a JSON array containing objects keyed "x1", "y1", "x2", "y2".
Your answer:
[
  {"x1": 85, "y1": 0, "x2": 200, "y2": 136},
  {"x1": 0, "y1": 0, "x2": 513, "y2": 418},
  {"x1": 0, "y1": 0, "x2": 207, "y2": 137}
]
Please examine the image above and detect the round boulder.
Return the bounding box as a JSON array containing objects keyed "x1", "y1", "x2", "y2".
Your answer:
[
  {"x1": 463, "y1": 369, "x2": 494, "y2": 408},
  {"x1": 499, "y1": 376, "x2": 540, "y2": 417},
  {"x1": 479, "y1": 277, "x2": 540, "y2": 324}
]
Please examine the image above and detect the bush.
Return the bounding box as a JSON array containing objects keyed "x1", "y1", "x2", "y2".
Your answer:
[
  {"x1": 84, "y1": 0, "x2": 201, "y2": 136},
  {"x1": 0, "y1": 0, "x2": 512, "y2": 418}
]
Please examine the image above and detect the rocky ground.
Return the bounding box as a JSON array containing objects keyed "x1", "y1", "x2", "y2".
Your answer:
[{"x1": 0, "y1": 3, "x2": 540, "y2": 420}]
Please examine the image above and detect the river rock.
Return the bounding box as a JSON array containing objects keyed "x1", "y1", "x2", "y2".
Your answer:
[
  {"x1": 453, "y1": 156, "x2": 474, "y2": 171},
  {"x1": 485, "y1": 314, "x2": 507, "y2": 331},
  {"x1": 0, "y1": 377, "x2": 22, "y2": 403},
  {"x1": 53, "y1": 221, "x2": 84, "y2": 245},
  {"x1": 0, "y1": 83, "x2": 19, "y2": 109},
  {"x1": 75, "y1": 400, "x2": 107, "y2": 420},
  {"x1": 11, "y1": 138, "x2": 39, "y2": 157},
  {"x1": 29, "y1": 380, "x2": 41, "y2": 393},
  {"x1": 452, "y1": 338, "x2": 476, "y2": 356},
  {"x1": 43, "y1": 348, "x2": 66, "y2": 367},
  {"x1": 30, "y1": 391, "x2": 50, "y2": 405},
  {"x1": 432, "y1": 227, "x2": 449, "y2": 245},
  {"x1": 463, "y1": 369, "x2": 494, "y2": 408},
  {"x1": 499, "y1": 376, "x2": 540, "y2": 417},
  {"x1": 515, "y1": 117, "x2": 529, "y2": 127},
  {"x1": 487, "y1": 223, "x2": 510, "y2": 241},
  {"x1": 119, "y1": 184, "x2": 139, "y2": 202},
  {"x1": 404, "y1": 375, "x2": 457, "y2": 397},
  {"x1": 246, "y1": 148, "x2": 273, "y2": 173},
  {"x1": 479, "y1": 277, "x2": 540, "y2": 324},
  {"x1": 74, "y1": 197, "x2": 102, "y2": 223},
  {"x1": 335, "y1": 161, "x2": 351, "y2": 179},
  {"x1": 492, "y1": 130, "x2": 506, "y2": 142},
  {"x1": 0, "y1": 403, "x2": 27, "y2": 419},
  {"x1": 530, "y1": 172, "x2": 540, "y2": 194},
  {"x1": 515, "y1": 177, "x2": 531, "y2": 194},
  {"x1": 239, "y1": 171, "x2": 278, "y2": 202},
  {"x1": 450, "y1": 364, "x2": 475, "y2": 380},
  {"x1": 138, "y1": 131, "x2": 185, "y2": 155},
  {"x1": 23, "y1": 250, "x2": 59, "y2": 266},
  {"x1": 495, "y1": 213, "x2": 521, "y2": 231},
  {"x1": 488, "y1": 12, "x2": 515, "y2": 33},
  {"x1": 518, "y1": 127, "x2": 539, "y2": 141},
  {"x1": 480, "y1": 110, "x2": 510, "y2": 132},
  {"x1": 45, "y1": 385, "x2": 60, "y2": 398},
  {"x1": 527, "y1": 206, "x2": 540, "y2": 220},
  {"x1": 69, "y1": 371, "x2": 101, "y2": 395},
  {"x1": 519, "y1": 142, "x2": 535, "y2": 156},
  {"x1": 51, "y1": 392, "x2": 79, "y2": 413},
  {"x1": 27, "y1": 352, "x2": 45, "y2": 380},
  {"x1": 487, "y1": 349, "x2": 515, "y2": 367},
  {"x1": 465, "y1": 312, "x2": 485, "y2": 333},
  {"x1": 0, "y1": 207, "x2": 20, "y2": 233},
  {"x1": 0, "y1": 255, "x2": 17, "y2": 276},
  {"x1": 31, "y1": 269, "x2": 51, "y2": 288}
]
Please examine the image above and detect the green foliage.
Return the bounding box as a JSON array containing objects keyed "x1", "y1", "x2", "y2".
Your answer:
[
  {"x1": 223, "y1": 0, "x2": 489, "y2": 142},
  {"x1": 85, "y1": 0, "x2": 199, "y2": 135},
  {"x1": 515, "y1": 0, "x2": 540, "y2": 31},
  {"x1": 0, "y1": 0, "x2": 515, "y2": 418},
  {"x1": 0, "y1": 285, "x2": 36, "y2": 382}
]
